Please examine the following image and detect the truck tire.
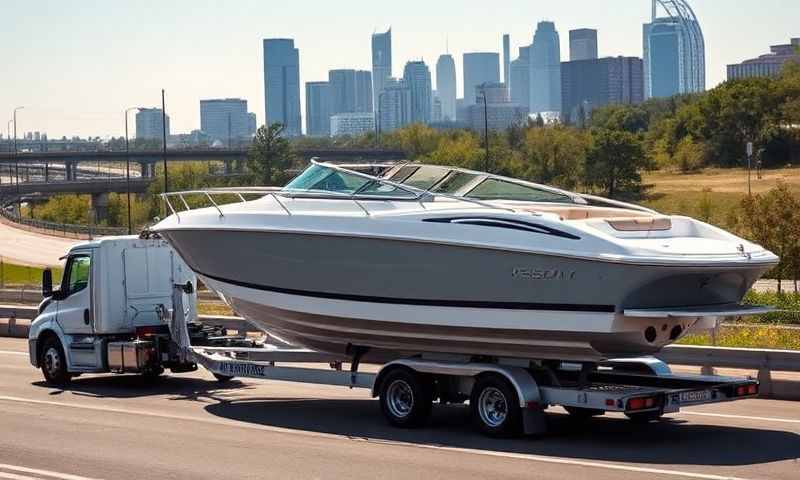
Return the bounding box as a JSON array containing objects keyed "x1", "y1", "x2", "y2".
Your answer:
[
  {"x1": 40, "y1": 336, "x2": 71, "y2": 386},
  {"x1": 470, "y1": 373, "x2": 523, "y2": 437},
  {"x1": 141, "y1": 367, "x2": 165, "y2": 382},
  {"x1": 378, "y1": 367, "x2": 433, "y2": 428}
]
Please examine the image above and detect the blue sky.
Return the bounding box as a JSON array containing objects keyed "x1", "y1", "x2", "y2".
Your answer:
[{"x1": 1, "y1": 0, "x2": 798, "y2": 138}]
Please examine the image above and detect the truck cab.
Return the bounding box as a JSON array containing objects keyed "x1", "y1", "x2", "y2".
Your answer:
[{"x1": 29, "y1": 236, "x2": 198, "y2": 385}]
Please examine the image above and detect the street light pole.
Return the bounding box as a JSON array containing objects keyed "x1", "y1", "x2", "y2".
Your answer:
[
  {"x1": 124, "y1": 107, "x2": 140, "y2": 235},
  {"x1": 13, "y1": 106, "x2": 24, "y2": 214}
]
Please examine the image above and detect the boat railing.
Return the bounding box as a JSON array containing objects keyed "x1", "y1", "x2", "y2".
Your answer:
[{"x1": 159, "y1": 161, "x2": 518, "y2": 221}]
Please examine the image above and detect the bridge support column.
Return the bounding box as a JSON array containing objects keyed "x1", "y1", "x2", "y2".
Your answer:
[
  {"x1": 91, "y1": 192, "x2": 109, "y2": 224},
  {"x1": 224, "y1": 160, "x2": 233, "y2": 175},
  {"x1": 65, "y1": 161, "x2": 77, "y2": 181}
]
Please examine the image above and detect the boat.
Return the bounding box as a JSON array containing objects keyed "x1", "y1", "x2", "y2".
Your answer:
[{"x1": 151, "y1": 160, "x2": 778, "y2": 362}]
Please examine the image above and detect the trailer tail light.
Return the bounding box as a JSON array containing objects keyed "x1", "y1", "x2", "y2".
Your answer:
[
  {"x1": 136, "y1": 326, "x2": 160, "y2": 338},
  {"x1": 735, "y1": 384, "x2": 758, "y2": 397},
  {"x1": 627, "y1": 396, "x2": 658, "y2": 411},
  {"x1": 605, "y1": 399, "x2": 615, "y2": 407}
]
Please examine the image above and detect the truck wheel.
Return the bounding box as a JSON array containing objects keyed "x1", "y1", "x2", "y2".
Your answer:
[
  {"x1": 40, "y1": 336, "x2": 71, "y2": 386},
  {"x1": 141, "y1": 367, "x2": 164, "y2": 382},
  {"x1": 471, "y1": 374, "x2": 522, "y2": 437},
  {"x1": 625, "y1": 411, "x2": 663, "y2": 423},
  {"x1": 378, "y1": 367, "x2": 433, "y2": 428}
]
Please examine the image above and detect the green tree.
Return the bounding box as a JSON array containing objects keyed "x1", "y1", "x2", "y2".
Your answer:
[
  {"x1": 247, "y1": 123, "x2": 296, "y2": 186},
  {"x1": 584, "y1": 129, "x2": 647, "y2": 199},
  {"x1": 518, "y1": 126, "x2": 587, "y2": 189}
]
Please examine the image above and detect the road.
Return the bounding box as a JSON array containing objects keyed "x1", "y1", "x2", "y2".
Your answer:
[
  {"x1": 0, "y1": 220, "x2": 77, "y2": 267},
  {"x1": 1, "y1": 338, "x2": 798, "y2": 480}
]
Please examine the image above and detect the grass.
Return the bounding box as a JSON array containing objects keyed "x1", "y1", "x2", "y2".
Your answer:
[
  {"x1": 197, "y1": 302, "x2": 235, "y2": 316},
  {"x1": 679, "y1": 324, "x2": 800, "y2": 351},
  {"x1": 0, "y1": 261, "x2": 63, "y2": 288}
]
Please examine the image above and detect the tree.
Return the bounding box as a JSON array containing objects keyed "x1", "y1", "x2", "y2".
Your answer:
[
  {"x1": 584, "y1": 129, "x2": 647, "y2": 199},
  {"x1": 247, "y1": 123, "x2": 296, "y2": 186},
  {"x1": 518, "y1": 126, "x2": 587, "y2": 190}
]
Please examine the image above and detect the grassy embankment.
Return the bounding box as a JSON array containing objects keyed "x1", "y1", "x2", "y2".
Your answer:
[{"x1": 0, "y1": 261, "x2": 62, "y2": 288}]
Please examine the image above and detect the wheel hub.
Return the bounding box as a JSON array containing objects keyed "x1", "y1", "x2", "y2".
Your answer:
[
  {"x1": 386, "y1": 379, "x2": 414, "y2": 418},
  {"x1": 44, "y1": 347, "x2": 61, "y2": 377},
  {"x1": 478, "y1": 387, "x2": 508, "y2": 427}
]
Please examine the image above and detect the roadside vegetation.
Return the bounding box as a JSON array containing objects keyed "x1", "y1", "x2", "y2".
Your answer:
[{"x1": 0, "y1": 260, "x2": 62, "y2": 288}]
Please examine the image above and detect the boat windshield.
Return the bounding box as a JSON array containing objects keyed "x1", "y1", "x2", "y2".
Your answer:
[
  {"x1": 284, "y1": 164, "x2": 416, "y2": 197},
  {"x1": 465, "y1": 178, "x2": 573, "y2": 203}
]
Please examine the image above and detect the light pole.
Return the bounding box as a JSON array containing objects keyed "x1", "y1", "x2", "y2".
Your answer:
[
  {"x1": 13, "y1": 106, "x2": 24, "y2": 213},
  {"x1": 124, "y1": 107, "x2": 141, "y2": 235}
]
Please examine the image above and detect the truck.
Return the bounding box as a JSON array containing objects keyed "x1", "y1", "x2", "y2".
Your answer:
[{"x1": 29, "y1": 236, "x2": 761, "y2": 438}]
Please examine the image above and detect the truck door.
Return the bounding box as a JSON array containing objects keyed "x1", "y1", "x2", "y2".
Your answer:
[{"x1": 56, "y1": 253, "x2": 94, "y2": 335}]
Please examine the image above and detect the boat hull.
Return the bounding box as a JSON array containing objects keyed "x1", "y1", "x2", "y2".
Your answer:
[{"x1": 161, "y1": 228, "x2": 773, "y2": 361}]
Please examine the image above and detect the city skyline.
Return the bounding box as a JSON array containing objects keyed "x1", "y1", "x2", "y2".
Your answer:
[{"x1": 2, "y1": 0, "x2": 799, "y2": 138}]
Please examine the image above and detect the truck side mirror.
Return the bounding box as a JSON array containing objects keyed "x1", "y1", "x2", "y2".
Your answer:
[
  {"x1": 182, "y1": 281, "x2": 194, "y2": 294},
  {"x1": 42, "y1": 268, "x2": 53, "y2": 298}
]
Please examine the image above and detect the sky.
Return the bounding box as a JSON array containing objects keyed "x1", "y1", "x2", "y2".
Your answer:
[{"x1": 1, "y1": 0, "x2": 798, "y2": 139}]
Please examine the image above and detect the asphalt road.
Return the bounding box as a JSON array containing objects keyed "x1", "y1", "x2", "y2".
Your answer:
[
  {"x1": 1, "y1": 337, "x2": 799, "y2": 480},
  {"x1": 0, "y1": 221, "x2": 76, "y2": 267}
]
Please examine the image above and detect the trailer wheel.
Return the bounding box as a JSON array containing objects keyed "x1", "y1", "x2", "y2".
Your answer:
[
  {"x1": 40, "y1": 336, "x2": 71, "y2": 386},
  {"x1": 378, "y1": 367, "x2": 433, "y2": 428},
  {"x1": 471, "y1": 374, "x2": 522, "y2": 437},
  {"x1": 625, "y1": 411, "x2": 663, "y2": 423},
  {"x1": 213, "y1": 373, "x2": 234, "y2": 383}
]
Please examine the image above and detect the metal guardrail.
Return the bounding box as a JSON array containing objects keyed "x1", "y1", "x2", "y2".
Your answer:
[{"x1": 0, "y1": 208, "x2": 127, "y2": 237}]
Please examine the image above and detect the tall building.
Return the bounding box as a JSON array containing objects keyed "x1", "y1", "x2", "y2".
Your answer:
[
  {"x1": 371, "y1": 28, "x2": 392, "y2": 113},
  {"x1": 509, "y1": 46, "x2": 531, "y2": 113},
  {"x1": 328, "y1": 69, "x2": 373, "y2": 116},
  {"x1": 467, "y1": 82, "x2": 528, "y2": 132},
  {"x1": 135, "y1": 108, "x2": 170, "y2": 140},
  {"x1": 200, "y1": 98, "x2": 252, "y2": 146},
  {"x1": 403, "y1": 61, "x2": 433, "y2": 124},
  {"x1": 569, "y1": 29, "x2": 598, "y2": 61},
  {"x1": 503, "y1": 34, "x2": 511, "y2": 84},
  {"x1": 643, "y1": 0, "x2": 706, "y2": 99},
  {"x1": 377, "y1": 78, "x2": 412, "y2": 132},
  {"x1": 435, "y1": 54, "x2": 457, "y2": 121},
  {"x1": 530, "y1": 21, "x2": 562, "y2": 114},
  {"x1": 263, "y1": 38, "x2": 301, "y2": 136},
  {"x1": 432, "y1": 93, "x2": 443, "y2": 123},
  {"x1": 561, "y1": 56, "x2": 644, "y2": 124},
  {"x1": 463, "y1": 52, "x2": 500, "y2": 105},
  {"x1": 330, "y1": 112, "x2": 375, "y2": 137},
  {"x1": 305, "y1": 81, "x2": 332, "y2": 136},
  {"x1": 727, "y1": 38, "x2": 800, "y2": 80},
  {"x1": 248, "y1": 113, "x2": 257, "y2": 136}
]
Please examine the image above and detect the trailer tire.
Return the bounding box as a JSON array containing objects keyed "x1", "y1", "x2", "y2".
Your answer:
[
  {"x1": 625, "y1": 411, "x2": 663, "y2": 423},
  {"x1": 40, "y1": 336, "x2": 71, "y2": 386},
  {"x1": 471, "y1": 374, "x2": 522, "y2": 437},
  {"x1": 378, "y1": 367, "x2": 433, "y2": 428}
]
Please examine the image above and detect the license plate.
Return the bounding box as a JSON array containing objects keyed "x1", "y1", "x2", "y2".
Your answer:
[{"x1": 680, "y1": 390, "x2": 712, "y2": 404}]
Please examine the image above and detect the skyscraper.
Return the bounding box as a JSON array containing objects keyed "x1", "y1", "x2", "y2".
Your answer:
[
  {"x1": 435, "y1": 54, "x2": 457, "y2": 121},
  {"x1": 371, "y1": 28, "x2": 392, "y2": 113},
  {"x1": 329, "y1": 69, "x2": 373, "y2": 116},
  {"x1": 263, "y1": 38, "x2": 301, "y2": 136},
  {"x1": 509, "y1": 46, "x2": 531, "y2": 113},
  {"x1": 463, "y1": 52, "x2": 500, "y2": 106},
  {"x1": 503, "y1": 34, "x2": 511, "y2": 84},
  {"x1": 305, "y1": 81, "x2": 332, "y2": 136},
  {"x1": 467, "y1": 82, "x2": 528, "y2": 132},
  {"x1": 643, "y1": 0, "x2": 705, "y2": 99},
  {"x1": 569, "y1": 29, "x2": 598, "y2": 61},
  {"x1": 727, "y1": 38, "x2": 800, "y2": 81},
  {"x1": 403, "y1": 61, "x2": 433, "y2": 124},
  {"x1": 200, "y1": 98, "x2": 252, "y2": 146},
  {"x1": 378, "y1": 78, "x2": 412, "y2": 132},
  {"x1": 561, "y1": 56, "x2": 644, "y2": 123},
  {"x1": 530, "y1": 21, "x2": 562, "y2": 114},
  {"x1": 135, "y1": 108, "x2": 170, "y2": 140}
]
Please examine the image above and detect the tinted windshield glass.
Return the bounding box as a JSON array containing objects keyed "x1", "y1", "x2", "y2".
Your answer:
[
  {"x1": 401, "y1": 166, "x2": 451, "y2": 190},
  {"x1": 387, "y1": 166, "x2": 419, "y2": 183},
  {"x1": 284, "y1": 164, "x2": 370, "y2": 194},
  {"x1": 466, "y1": 178, "x2": 573, "y2": 203},
  {"x1": 431, "y1": 171, "x2": 478, "y2": 194}
]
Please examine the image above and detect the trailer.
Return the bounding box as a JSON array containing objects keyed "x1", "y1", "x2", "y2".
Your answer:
[{"x1": 28, "y1": 236, "x2": 760, "y2": 438}]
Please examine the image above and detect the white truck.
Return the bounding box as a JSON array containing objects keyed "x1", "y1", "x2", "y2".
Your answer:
[{"x1": 29, "y1": 236, "x2": 762, "y2": 437}]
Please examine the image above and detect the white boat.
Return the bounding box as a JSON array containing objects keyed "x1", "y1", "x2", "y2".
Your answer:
[{"x1": 151, "y1": 161, "x2": 778, "y2": 362}]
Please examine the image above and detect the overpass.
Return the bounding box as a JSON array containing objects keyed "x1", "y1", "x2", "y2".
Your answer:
[{"x1": 0, "y1": 148, "x2": 406, "y2": 179}]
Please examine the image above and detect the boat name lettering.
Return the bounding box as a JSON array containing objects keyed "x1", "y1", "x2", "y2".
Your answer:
[
  {"x1": 512, "y1": 268, "x2": 576, "y2": 281},
  {"x1": 218, "y1": 362, "x2": 267, "y2": 377}
]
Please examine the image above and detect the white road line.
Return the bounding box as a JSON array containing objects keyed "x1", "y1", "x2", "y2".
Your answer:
[
  {"x1": 0, "y1": 472, "x2": 39, "y2": 480},
  {"x1": 0, "y1": 351, "x2": 27, "y2": 356},
  {"x1": 681, "y1": 411, "x2": 800, "y2": 424},
  {"x1": 0, "y1": 395, "x2": 751, "y2": 480},
  {"x1": 0, "y1": 464, "x2": 100, "y2": 480}
]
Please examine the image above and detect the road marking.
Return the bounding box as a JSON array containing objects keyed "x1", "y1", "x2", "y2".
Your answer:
[
  {"x1": 681, "y1": 411, "x2": 800, "y2": 425},
  {"x1": 0, "y1": 463, "x2": 101, "y2": 480},
  {"x1": 0, "y1": 472, "x2": 38, "y2": 480},
  {"x1": 0, "y1": 351, "x2": 27, "y2": 356},
  {"x1": 0, "y1": 395, "x2": 752, "y2": 480}
]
